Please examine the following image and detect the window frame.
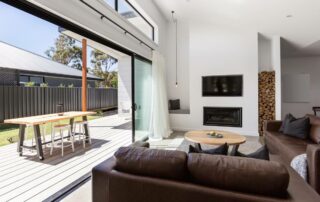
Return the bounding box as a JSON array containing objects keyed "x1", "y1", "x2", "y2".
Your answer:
[{"x1": 106, "y1": 0, "x2": 155, "y2": 41}]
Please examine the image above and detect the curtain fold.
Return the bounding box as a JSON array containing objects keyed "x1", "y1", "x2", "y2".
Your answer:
[{"x1": 149, "y1": 51, "x2": 172, "y2": 140}]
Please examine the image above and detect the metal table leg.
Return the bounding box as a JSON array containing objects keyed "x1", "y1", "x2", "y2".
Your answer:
[
  {"x1": 195, "y1": 143, "x2": 202, "y2": 151},
  {"x1": 230, "y1": 144, "x2": 240, "y2": 156},
  {"x1": 17, "y1": 125, "x2": 26, "y2": 156},
  {"x1": 33, "y1": 125, "x2": 44, "y2": 160}
]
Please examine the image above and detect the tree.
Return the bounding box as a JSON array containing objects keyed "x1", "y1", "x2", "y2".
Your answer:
[
  {"x1": 45, "y1": 34, "x2": 82, "y2": 70},
  {"x1": 90, "y1": 49, "x2": 118, "y2": 88}
]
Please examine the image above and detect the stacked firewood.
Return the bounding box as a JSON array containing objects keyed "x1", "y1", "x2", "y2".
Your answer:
[{"x1": 258, "y1": 71, "x2": 275, "y2": 136}]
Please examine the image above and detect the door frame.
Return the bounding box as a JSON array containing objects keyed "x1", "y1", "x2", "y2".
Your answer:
[
  {"x1": 2, "y1": 0, "x2": 152, "y2": 143},
  {"x1": 131, "y1": 54, "x2": 152, "y2": 142}
]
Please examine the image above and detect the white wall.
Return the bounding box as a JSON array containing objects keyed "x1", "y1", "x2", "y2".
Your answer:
[
  {"x1": 169, "y1": 23, "x2": 259, "y2": 136},
  {"x1": 117, "y1": 56, "x2": 132, "y2": 115},
  {"x1": 281, "y1": 56, "x2": 320, "y2": 118},
  {"x1": 258, "y1": 34, "x2": 272, "y2": 72},
  {"x1": 272, "y1": 36, "x2": 282, "y2": 120},
  {"x1": 166, "y1": 20, "x2": 190, "y2": 110}
]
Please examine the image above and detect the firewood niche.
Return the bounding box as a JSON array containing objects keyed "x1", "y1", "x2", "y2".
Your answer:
[{"x1": 259, "y1": 71, "x2": 275, "y2": 136}]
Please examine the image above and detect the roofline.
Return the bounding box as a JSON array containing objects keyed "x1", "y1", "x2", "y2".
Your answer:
[
  {"x1": 0, "y1": 67, "x2": 103, "y2": 81},
  {"x1": 0, "y1": 40, "x2": 101, "y2": 79}
]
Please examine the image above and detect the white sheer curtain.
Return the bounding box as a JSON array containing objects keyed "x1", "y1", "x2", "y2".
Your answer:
[{"x1": 149, "y1": 51, "x2": 172, "y2": 140}]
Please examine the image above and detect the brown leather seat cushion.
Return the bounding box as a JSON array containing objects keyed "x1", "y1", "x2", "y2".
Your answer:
[
  {"x1": 188, "y1": 153, "x2": 289, "y2": 196},
  {"x1": 114, "y1": 147, "x2": 188, "y2": 181},
  {"x1": 306, "y1": 114, "x2": 320, "y2": 143},
  {"x1": 265, "y1": 131, "x2": 312, "y2": 164}
]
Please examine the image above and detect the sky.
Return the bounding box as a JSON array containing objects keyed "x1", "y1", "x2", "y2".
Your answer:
[{"x1": 0, "y1": 2, "x2": 117, "y2": 71}]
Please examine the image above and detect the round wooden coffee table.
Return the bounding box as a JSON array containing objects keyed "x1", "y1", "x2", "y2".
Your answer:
[{"x1": 185, "y1": 130, "x2": 246, "y2": 152}]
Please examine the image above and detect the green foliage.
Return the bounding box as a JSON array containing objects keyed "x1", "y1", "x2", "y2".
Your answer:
[
  {"x1": 40, "y1": 83, "x2": 48, "y2": 87},
  {"x1": 58, "y1": 83, "x2": 66, "y2": 88},
  {"x1": 46, "y1": 34, "x2": 82, "y2": 70},
  {"x1": 24, "y1": 82, "x2": 35, "y2": 87},
  {"x1": 68, "y1": 84, "x2": 74, "y2": 88},
  {"x1": 90, "y1": 49, "x2": 118, "y2": 88}
]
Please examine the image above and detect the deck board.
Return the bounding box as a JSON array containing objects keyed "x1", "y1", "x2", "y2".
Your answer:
[{"x1": 0, "y1": 114, "x2": 132, "y2": 201}]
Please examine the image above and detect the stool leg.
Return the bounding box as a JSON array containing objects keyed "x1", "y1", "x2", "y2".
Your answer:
[
  {"x1": 79, "y1": 124, "x2": 82, "y2": 142},
  {"x1": 60, "y1": 129, "x2": 64, "y2": 157},
  {"x1": 42, "y1": 124, "x2": 46, "y2": 148},
  {"x1": 70, "y1": 128, "x2": 75, "y2": 152},
  {"x1": 82, "y1": 125, "x2": 86, "y2": 149},
  {"x1": 50, "y1": 128, "x2": 55, "y2": 156}
]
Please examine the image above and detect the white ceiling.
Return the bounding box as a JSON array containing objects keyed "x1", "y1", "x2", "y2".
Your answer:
[{"x1": 153, "y1": 0, "x2": 320, "y2": 57}]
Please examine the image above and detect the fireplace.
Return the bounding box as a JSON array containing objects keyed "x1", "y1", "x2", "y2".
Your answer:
[{"x1": 203, "y1": 107, "x2": 242, "y2": 127}]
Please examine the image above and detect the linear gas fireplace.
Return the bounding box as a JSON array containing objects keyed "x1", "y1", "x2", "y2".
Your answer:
[{"x1": 203, "y1": 107, "x2": 242, "y2": 127}]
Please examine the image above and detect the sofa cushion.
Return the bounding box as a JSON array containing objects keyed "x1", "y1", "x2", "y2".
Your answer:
[
  {"x1": 279, "y1": 113, "x2": 294, "y2": 132},
  {"x1": 114, "y1": 147, "x2": 188, "y2": 181},
  {"x1": 169, "y1": 99, "x2": 180, "y2": 110},
  {"x1": 188, "y1": 143, "x2": 229, "y2": 155},
  {"x1": 233, "y1": 145, "x2": 270, "y2": 160},
  {"x1": 265, "y1": 131, "x2": 312, "y2": 164},
  {"x1": 187, "y1": 153, "x2": 289, "y2": 196},
  {"x1": 306, "y1": 114, "x2": 320, "y2": 143},
  {"x1": 283, "y1": 115, "x2": 310, "y2": 139}
]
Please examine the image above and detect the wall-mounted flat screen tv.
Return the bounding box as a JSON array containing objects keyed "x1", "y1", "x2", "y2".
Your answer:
[{"x1": 202, "y1": 75, "x2": 243, "y2": 96}]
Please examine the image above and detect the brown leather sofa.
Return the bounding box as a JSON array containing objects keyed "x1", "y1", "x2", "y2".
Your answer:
[
  {"x1": 92, "y1": 146, "x2": 320, "y2": 202},
  {"x1": 264, "y1": 118, "x2": 320, "y2": 195}
]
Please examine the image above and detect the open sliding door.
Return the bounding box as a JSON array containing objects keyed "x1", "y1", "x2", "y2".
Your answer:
[{"x1": 132, "y1": 56, "x2": 152, "y2": 142}]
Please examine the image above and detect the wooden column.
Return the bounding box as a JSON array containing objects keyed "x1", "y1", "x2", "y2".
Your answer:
[{"x1": 82, "y1": 39, "x2": 87, "y2": 112}]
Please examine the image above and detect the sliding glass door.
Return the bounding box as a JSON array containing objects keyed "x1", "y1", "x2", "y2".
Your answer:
[{"x1": 133, "y1": 56, "x2": 152, "y2": 141}]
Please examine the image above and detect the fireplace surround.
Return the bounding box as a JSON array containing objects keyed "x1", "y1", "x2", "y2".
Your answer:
[{"x1": 203, "y1": 107, "x2": 242, "y2": 127}]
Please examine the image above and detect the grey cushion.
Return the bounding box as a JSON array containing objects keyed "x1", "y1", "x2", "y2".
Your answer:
[
  {"x1": 169, "y1": 99, "x2": 180, "y2": 110},
  {"x1": 283, "y1": 116, "x2": 310, "y2": 139}
]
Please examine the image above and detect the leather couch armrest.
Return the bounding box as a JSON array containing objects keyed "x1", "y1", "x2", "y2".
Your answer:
[
  {"x1": 307, "y1": 144, "x2": 320, "y2": 194},
  {"x1": 92, "y1": 157, "x2": 116, "y2": 202},
  {"x1": 264, "y1": 120, "x2": 282, "y2": 132}
]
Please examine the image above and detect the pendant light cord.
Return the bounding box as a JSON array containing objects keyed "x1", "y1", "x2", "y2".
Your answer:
[{"x1": 172, "y1": 11, "x2": 178, "y2": 87}]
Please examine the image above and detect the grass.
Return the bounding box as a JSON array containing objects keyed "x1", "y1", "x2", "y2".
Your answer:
[{"x1": 0, "y1": 115, "x2": 103, "y2": 147}]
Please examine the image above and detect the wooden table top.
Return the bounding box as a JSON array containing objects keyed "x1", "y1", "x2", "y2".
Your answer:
[
  {"x1": 4, "y1": 111, "x2": 96, "y2": 125},
  {"x1": 185, "y1": 130, "x2": 246, "y2": 145}
]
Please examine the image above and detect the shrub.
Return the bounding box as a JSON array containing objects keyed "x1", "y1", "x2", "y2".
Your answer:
[
  {"x1": 40, "y1": 83, "x2": 48, "y2": 87},
  {"x1": 68, "y1": 84, "x2": 74, "y2": 88},
  {"x1": 24, "y1": 82, "x2": 35, "y2": 87},
  {"x1": 58, "y1": 83, "x2": 65, "y2": 88}
]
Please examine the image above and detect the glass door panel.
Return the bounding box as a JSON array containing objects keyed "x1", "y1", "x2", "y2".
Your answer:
[{"x1": 133, "y1": 57, "x2": 152, "y2": 141}]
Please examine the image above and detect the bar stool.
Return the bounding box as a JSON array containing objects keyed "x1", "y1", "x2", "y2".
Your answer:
[
  {"x1": 73, "y1": 120, "x2": 91, "y2": 148},
  {"x1": 50, "y1": 124, "x2": 74, "y2": 157}
]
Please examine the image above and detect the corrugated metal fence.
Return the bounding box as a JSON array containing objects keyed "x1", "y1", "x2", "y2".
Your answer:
[{"x1": 0, "y1": 86, "x2": 117, "y2": 122}]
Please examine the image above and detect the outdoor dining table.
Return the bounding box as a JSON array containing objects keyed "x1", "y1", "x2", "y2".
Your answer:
[{"x1": 4, "y1": 111, "x2": 96, "y2": 160}]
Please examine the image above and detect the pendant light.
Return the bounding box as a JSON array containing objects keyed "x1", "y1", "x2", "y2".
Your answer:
[{"x1": 172, "y1": 11, "x2": 178, "y2": 87}]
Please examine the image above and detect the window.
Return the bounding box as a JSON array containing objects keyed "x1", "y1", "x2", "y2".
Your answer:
[
  {"x1": 105, "y1": 0, "x2": 115, "y2": 9},
  {"x1": 104, "y1": 0, "x2": 155, "y2": 41},
  {"x1": 19, "y1": 75, "x2": 44, "y2": 85},
  {"x1": 19, "y1": 75, "x2": 29, "y2": 84},
  {"x1": 30, "y1": 76, "x2": 44, "y2": 84}
]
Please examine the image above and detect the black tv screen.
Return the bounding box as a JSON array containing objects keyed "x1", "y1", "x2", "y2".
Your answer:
[{"x1": 202, "y1": 75, "x2": 243, "y2": 96}]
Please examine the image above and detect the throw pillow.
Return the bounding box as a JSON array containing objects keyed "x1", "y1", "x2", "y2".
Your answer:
[
  {"x1": 283, "y1": 115, "x2": 310, "y2": 139},
  {"x1": 188, "y1": 143, "x2": 229, "y2": 155},
  {"x1": 233, "y1": 145, "x2": 269, "y2": 160},
  {"x1": 169, "y1": 99, "x2": 180, "y2": 110},
  {"x1": 279, "y1": 113, "x2": 294, "y2": 132}
]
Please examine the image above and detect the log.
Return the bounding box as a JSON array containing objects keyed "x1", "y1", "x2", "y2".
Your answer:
[{"x1": 258, "y1": 71, "x2": 276, "y2": 136}]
